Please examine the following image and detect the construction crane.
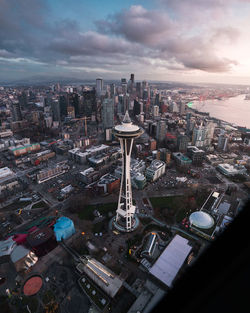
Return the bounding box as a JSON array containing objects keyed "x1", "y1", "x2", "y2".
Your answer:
[{"x1": 73, "y1": 116, "x2": 91, "y2": 136}]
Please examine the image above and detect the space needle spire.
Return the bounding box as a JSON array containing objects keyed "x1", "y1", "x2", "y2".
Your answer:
[{"x1": 113, "y1": 111, "x2": 143, "y2": 232}]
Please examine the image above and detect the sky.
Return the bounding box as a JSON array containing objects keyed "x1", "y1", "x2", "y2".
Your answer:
[{"x1": 0, "y1": 0, "x2": 250, "y2": 84}]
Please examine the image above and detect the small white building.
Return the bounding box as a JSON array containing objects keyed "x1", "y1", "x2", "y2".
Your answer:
[
  {"x1": 217, "y1": 163, "x2": 247, "y2": 176},
  {"x1": 145, "y1": 160, "x2": 166, "y2": 182}
]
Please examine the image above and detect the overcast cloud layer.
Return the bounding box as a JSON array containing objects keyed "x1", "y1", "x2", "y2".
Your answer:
[{"x1": 0, "y1": 0, "x2": 250, "y2": 83}]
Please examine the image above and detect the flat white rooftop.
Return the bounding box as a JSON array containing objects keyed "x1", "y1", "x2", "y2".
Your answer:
[
  {"x1": 0, "y1": 167, "x2": 16, "y2": 184},
  {"x1": 149, "y1": 235, "x2": 192, "y2": 287},
  {"x1": 76, "y1": 257, "x2": 123, "y2": 298}
]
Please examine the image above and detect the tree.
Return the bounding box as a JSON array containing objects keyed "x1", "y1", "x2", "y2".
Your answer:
[{"x1": 68, "y1": 194, "x2": 89, "y2": 214}]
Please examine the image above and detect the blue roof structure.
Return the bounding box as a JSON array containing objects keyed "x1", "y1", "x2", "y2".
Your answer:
[{"x1": 53, "y1": 216, "x2": 75, "y2": 241}]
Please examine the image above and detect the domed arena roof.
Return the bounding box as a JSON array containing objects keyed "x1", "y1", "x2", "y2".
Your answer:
[{"x1": 189, "y1": 211, "x2": 214, "y2": 229}]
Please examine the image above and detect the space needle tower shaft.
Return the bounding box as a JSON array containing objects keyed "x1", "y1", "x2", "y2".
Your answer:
[{"x1": 113, "y1": 111, "x2": 143, "y2": 232}]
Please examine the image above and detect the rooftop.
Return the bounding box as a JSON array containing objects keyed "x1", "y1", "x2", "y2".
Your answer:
[
  {"x1": 189, "y1": 211, "x2": 214, "y2": 229},
  {"x1": 149, "y1": 235, "x2": 192, "y2": 287},
  {"x1": 76, "y1": 257, "x2": 123, "y2": 298},
  {"x1": 148, "y1": 159, "x2": 165, "y2": 170}
]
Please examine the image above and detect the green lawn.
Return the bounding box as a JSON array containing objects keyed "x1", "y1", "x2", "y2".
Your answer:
[
  {"x1": 32, "y1": 200, "x2": 48, "y2": 209},
  {"x1": 92, "y1": 220, "x2": 107, "y2": 233},
  {"x1": 143, "y1": 223, "x2": 170, "y2": 234},
  {"x1": 150, "y1": 193, "x2": 210, "y2": 224},
  {"x1": 139, "y1": 217, "x2": 152, "y2": 225},
  {"x1": 176, "y1": 207, "x2": 197, "y2": 223},
  {"x1": 150, "y1": 196, "x2": 184, "y2": 210},
  {"x1": 78, "y1": 202, "x2": 116, "y2": 220}
]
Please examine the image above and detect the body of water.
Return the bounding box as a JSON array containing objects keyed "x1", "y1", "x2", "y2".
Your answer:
[{"x1": 191, "y1": 94, "x2": 250, "y2": 128}]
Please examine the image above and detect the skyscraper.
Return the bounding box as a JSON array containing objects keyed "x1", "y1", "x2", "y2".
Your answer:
[
  {"x1": 59, "y1": 95, "x2": 68, "y2": 120},
  {"x1": 121, "y1": 78, "x2": 127, "y2": 94},
  {"x1": 156, "y1": 120, "x2": 167, "y2": 143},
  {"x1": 51, "y1": 99, "x2": 60, "y2": 122},
  {"x1": 204, "y1": 122, "x2": 215, "y2": 146},
  {"x1": 130, "y1": 73, "x2": 135, "y2": 83},
  {"x1": 102, "y1": 98, "x2": 114, "y2": 129},
  {"x1": 177, "y1": 134, "x2": 189, "y2": 152},
  {"x1": 82, "y1": 89, "x2": 96, "y2": 117},
  {"x1": 113, "y1": 111, "x2": 143, "y2": 232},
  {"x1": 96, "y1": 78, "x2": 103, "y2": 96},
  {"x1": 70, "y1": 93, "x2": 80, "y2": 117},
  {"x1": 11, "y1": 101, "x2": 22, "y2": 121},
  {"x1": 192, "y1": 125, "x2": 206, "y2": 147},
  {"x1": 136, "y1": 82, "x2": 142, "y2": 98},
  {"x1": 110, "y1": 83, "x2": 116, "y2": 97},
  {"x1": 133, "y1": 99, "x2": 141, "y2": 116},
  {"x1": 179, "y1": 101, "x2": 186, "y2": 115},
  {"x1": 153, "y1": 105, "x2": 159, "y2": 117},
  {"x1": 218, "y1": 134, "x2": 228, "y2": 151}
]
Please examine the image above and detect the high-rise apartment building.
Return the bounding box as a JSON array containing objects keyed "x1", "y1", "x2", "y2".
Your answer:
[
  {"x1": 82, "y1": 89, "x2": 96, "y2": 117},
  {"x1": 153, "y1": 105, "x2": 159, "y2": 117},
  {"x1": 156, "y1": 120, "x2": 166, "y2": 143},
  {"x1": 179, "y1": 101, "x2": 186, "y2": 115},
  {"x1": 218, "y1": 134, "x2": 228, "y2": 151},
  {"x1": 102, "y1": 98, "x2": 114, "y2": 129},
  {"x1": 177, "y1": 134, "x2": 189, "y2": 152},
  {"x1": 11, "y1": 101, "x2": 23, "y2": 121},
  {"x1": 96, "y1": 78, "x2": 103, "y2": 96},
  {"x1": 59, "y1": 94, "x2": 68, "y2": 120},
  {"x1": 192, "y1": 125, "x2": 206, "y2": 147},
  {"x1": 51, "y1": 99, "x2": 60, "y2": 122}
]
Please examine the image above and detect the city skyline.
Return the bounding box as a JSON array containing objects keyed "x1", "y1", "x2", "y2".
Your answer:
[{"x1": 1, "y1": 0, "x2": 250, "y2": 84}]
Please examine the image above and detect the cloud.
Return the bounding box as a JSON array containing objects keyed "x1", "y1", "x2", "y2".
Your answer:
[
  {"x1": 95, "y1": 5, "x2": 239, "y2": 73},
  {"x1": 95, "y1": 5, "x2": 174, "y2": 46},
  {"x1": 0, "y1": 0, "x2": 248, "y2": 81}
]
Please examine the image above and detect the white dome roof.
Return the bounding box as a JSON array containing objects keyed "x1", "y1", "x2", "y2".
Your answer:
[{"x1": 189, "y1": 211, "x2": 214, "y2": 229}]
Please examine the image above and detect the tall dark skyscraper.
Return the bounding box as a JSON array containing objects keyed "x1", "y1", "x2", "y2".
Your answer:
[
  {"x1": 177, "y1": 134, "x2": 189, "y2": 152},
  {"x1": 82, "y1": 89, "x2": 96, "y2": 117},
  {"x1": 70, "y1": 93, "x2": 80, "y2": 117},
  {"x1": 136, "y1": 82, "x2": 142, "y2": 98},
  {"x1": 133, "y1": 99, "x2": 141, "y2": 116},
  {"x1": 59, "y1": 94, "x2": 68, "y2": 120},
  {"x1": 18, "y1": 91, "x2": 27, "y2": 109},
  {"x1": 96, "y1": 78, "x2": 103, "y2": 96},
  {"x1": 52, "y1": 99, "x2": 61, "y2": 122},
  {"x1": 130, "y1": 73, "x2": 134, "y2": 83},
  {"x1": 11, "y1": 101, "x2": 23, "y2": 121}
]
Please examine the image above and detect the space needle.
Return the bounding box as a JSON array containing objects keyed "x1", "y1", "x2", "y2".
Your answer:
[{"x1": 112, "y1": 111, "x2": 143, "y2": 232}]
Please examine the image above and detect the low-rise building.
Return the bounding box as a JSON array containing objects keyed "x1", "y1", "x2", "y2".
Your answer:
[
  {"x1": 97, "y1": 174, "x2": 120, "y2": 194},
  {"x1": 217, "y1": 163, "x2": 247, "y2": 176},
  {"x1": 145, "y1": 160, "x2": 166, "y2": 182},
  {"x1": 205, "y1": 154, "x2": 222, "y2": 166},
  {"x1": 172, "y1": 152, "x2": 192, "y2": 169},
  {"x1": 37, "y1": 163, "x2": 69, "y2": 183},
  {"x1": 68, "y1": 148, "x2": 89, "y2": 164},
  {"x1": 78, "y1": 167, "x2": 99, "y2": 184},
  {"x1": 0, "y1": 167, "x2": 19, "y2": 193},
  {"x1": 31, "y1": 150, "x2": 55, "y2": 165},
  {"x1": 0, "y1": 130, "x2": 13, "y2": 138},
  {"x1": 187, "y1": 146, "x2": 205, "y2": 166},
  {"x1": 218, "y1": 153, "x2": 238, "y2": 164},
  {"x1": 9, "y1": 143, "x2": 40, "y2": 157}
]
